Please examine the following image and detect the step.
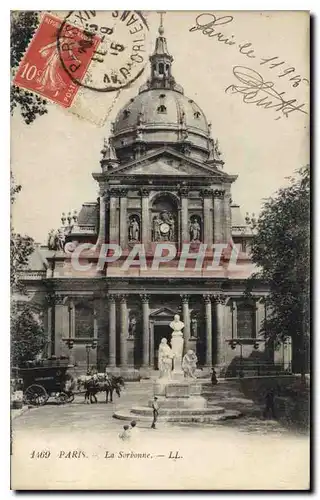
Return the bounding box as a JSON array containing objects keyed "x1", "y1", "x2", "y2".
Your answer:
[
  {"x1": 129, "y1": 405, "x2": 226, "y2": 416},
  {"x1": 113, "y1": 409, "x2": 242, "y2": 423}
]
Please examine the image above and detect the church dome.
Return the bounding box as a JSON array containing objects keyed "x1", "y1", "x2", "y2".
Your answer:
[{"x1": 110, "y1": 20, "x2": 213, "y2": 163}]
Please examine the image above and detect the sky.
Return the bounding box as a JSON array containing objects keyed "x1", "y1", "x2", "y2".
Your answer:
[{"x1": 11, "y1": 10, "x2": 309, "y2": 244}]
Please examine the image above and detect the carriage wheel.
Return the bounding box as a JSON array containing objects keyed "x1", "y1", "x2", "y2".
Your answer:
[
  {"x1": 24, "y1": 384, "x2": 48, "y2": 406},
  {"x1": 66, "y1": 392, "x2": 75, "y2": 403},
  {"x1": 55, "y1": 392, "x2": 73, "y2": 404}
]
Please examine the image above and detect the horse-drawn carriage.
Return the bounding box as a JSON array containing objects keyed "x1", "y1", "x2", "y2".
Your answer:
[{"x1": 13, "y1": 363, "x2": 75, "y2": 406}]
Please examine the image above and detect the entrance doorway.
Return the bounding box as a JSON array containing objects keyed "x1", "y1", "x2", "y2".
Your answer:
[{"x1": 153, "y1": 324, "x2": 172, "y2": 370}]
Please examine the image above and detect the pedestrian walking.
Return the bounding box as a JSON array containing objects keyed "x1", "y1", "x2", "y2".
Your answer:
[
  {"x1": 263, "y1": 387, "x2": 276, "y2": 419},
  {"x1": 151, "y1": 396, "x2": 159, "y2": 429},
  {"x1": 211, "y1": 368, "x2": 218, "y2": 385}
]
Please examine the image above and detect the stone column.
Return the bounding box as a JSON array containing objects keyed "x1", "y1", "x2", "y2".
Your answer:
[
  {"x1": 96, "y1": 185, "x2": 107, "y2": 246},
  {"x1": 119, "y1": 294, "x2": 128, "y2": 367},
  {"x1": 140, "y1": 294, "x2": 150, "y2": 367},
  {"x1": 68, "y1": 299, "x2": 75, "y2": 338},
  {"x1": 119, "y1": 189, "x2": 128, "y2": 249},
  {"x1": 180, "y1": 188, "x2": 189, "y2": 244},
  {"x1": 255, "y1": 297, "x2": 265, "y2": 337},
  {"x1": 109, "y1": 188, "x2": 119, "y2": 244},
  {"x1": 201, "y1": 189, "x2": 213, "y2": 245},
  {"x1": 108, "y1": 295, "x2": 116, "y2": 367},
  {"x1": 46, "y1": 293, "x2": 55, "y2": 356},
  {"x1": 203, "y1": 294, "x2": 213, "y2": 366},
  {"x1": 232, "y1": 299, "x2": 238, "y2": 338},
  {"x1": 140, "y1": 188, "x2": 150, "y2": 246},
  {"x1": 180, "y1": 294, "x2": 190, "y2": 351},
  {"x1": 54, "y1": 294, "x2": 67, "y2": 356},
  {"x1": 214, "y1": 294, "x2": 226, "y2": 366},
  {"x1": 223, "y1": 190, "x2": 232, "y2": 243},
  {"x1": 213, "y1": 189, "x2": 225, "y2": 243}
]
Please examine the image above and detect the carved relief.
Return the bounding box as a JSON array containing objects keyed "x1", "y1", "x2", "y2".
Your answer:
[{"x1": 152, "y1": 210, "x2": 176, "y2": 242}]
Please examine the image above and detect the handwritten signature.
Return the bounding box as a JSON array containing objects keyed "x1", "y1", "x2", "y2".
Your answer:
[
  {"x1": 189, "y1": 12, "x2": 309, "y2": 117},
  {"x1": 225, "y1": 66, "x2": 307, "y2": 119}
]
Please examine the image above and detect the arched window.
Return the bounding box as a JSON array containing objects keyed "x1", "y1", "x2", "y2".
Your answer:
[
  {"x1": 194, "y1": 111, "x2": 201, "y2": 119},
  {"x1": 159, "y1": 63, "x2": 164, "y2": 74},
  {"x1": 237, "y1": 303, "x2": 256, "y2": 338},
  {"x1": 75, "y1": 301, "x2": 94, "y2": 338},
  {"x1": 157, "y1": 104, "x2": 167, "y2": 114}
]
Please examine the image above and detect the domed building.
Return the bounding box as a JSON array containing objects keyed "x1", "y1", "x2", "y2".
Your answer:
[{"x1": 21, "y1": 22, "x2": 284, "y2": 378}]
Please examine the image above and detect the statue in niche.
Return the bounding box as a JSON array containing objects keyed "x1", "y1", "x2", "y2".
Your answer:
[
  {"x1": 153, "y1": 214, "x2": 162, "y2": 241},
  {"x1": 168, "y1": 213, "x2": 175, "y2": 241},
  {"x1": 128, "y1": 315, "x2": 137, "y2": 338},
  {"x1": 191, "y1": 316, "x2": 198, "y2": 338},
  {"x1": 189, "y1": 217, "x2": 201, "y2": 242},
  {"x1": 128, "y1": 216, "x2": 140, "y2": 242}
]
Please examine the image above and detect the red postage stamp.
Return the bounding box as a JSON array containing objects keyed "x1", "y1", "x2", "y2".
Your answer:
[{"x1": 13, "y1": 13, "x2": 100, "y2": 108}]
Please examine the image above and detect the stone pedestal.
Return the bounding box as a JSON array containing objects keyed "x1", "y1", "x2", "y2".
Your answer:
[
  {"x1": 171, "y1": 331, "x2": 184, "y2": 379},
  {"x1": 113, "y1": 376, "x2": 242, "y2": 422}
]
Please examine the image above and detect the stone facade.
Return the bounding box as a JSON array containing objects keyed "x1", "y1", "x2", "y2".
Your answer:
[{"x1": 19, "y1": 22, "x2": 274, "y2": 377}]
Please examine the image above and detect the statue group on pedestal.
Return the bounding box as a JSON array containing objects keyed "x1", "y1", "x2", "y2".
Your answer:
[
  {"x1": 47, "y1": 228, "x2": 66, "y2": 251},
  {"x1": 158, "y1": 314, "x2": 198, "y2": 380}
]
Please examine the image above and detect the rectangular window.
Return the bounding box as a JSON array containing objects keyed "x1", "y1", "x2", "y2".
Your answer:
[
  {"x1": 237, "y1": 304, "x2": 256, "y2": 338},
  {"x1": 75, "y1": 302, "x2": 94, "y2": 338}
]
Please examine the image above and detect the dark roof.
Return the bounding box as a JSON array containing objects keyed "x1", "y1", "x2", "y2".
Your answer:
[{"x1": 77, "y1": 203, "x2": 98, "y2": 226}]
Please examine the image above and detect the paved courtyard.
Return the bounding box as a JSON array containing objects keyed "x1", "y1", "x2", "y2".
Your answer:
[{"x1": 11, "y1": 381, "x2": 310, "y2": 490}]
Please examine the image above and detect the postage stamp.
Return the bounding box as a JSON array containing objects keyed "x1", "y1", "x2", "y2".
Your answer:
[{"x1": 13, "y1": 13, "x2": 101, "y2": 109}]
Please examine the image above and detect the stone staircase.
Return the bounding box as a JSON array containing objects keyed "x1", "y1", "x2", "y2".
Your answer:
[{"x1": 201, "y1": 380, "x2": 262, "y2": 417}]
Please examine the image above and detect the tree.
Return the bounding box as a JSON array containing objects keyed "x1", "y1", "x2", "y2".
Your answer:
[
  {"x1": 11, "y1": 174, "x2": 47, "y2": 364},
  {"x1": 11, "y1": 11, "x2": 48, "y2": 124},
  {"x1": 248, "y1": 165, "x2": 310, "y2": 375},
  {"x1": 11, "y1": 303, "x2": 46, "y2": 366},
  {"x1": 11, "y1": 173, "x2": 35, "y2": 292}
]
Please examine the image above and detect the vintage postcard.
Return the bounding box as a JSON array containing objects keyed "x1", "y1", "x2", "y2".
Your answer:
[{"x1": 10, "y1": 10, "x2": 310, "y2": 490}]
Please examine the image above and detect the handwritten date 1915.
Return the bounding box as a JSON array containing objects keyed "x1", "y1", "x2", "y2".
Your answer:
[{"x1": 225, "y1": 66, "x2": 308, "y2": 120}]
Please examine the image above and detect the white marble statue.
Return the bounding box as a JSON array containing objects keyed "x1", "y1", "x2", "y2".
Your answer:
[
  {"x1": 170, "y1": 314, "x2": 185, "y2": 375},
  {"x1": 158, "y1": 338, "x2": 174, "y2": 379},
  {"x1": 182, "y1": 350, "x2": 198, "y2": 379}
]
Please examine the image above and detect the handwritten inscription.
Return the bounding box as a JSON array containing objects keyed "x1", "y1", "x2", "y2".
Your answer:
[
  {"x1": 189, "y1": 13, "x2": 309, "y2": 119},
  {"x1": 225, "y1": 66, "x2": 307, "y2": 119}
]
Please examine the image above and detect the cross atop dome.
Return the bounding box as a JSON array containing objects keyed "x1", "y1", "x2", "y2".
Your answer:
[
  {"x1": 157, "y1": 10, "x2": 165, "y2": 35},
  {"x1": 147, "y1": 10, "x2": 183, "y2": 92}
]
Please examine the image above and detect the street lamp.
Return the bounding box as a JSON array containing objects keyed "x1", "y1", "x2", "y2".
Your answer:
[{"x1": 85, "y1": 340, "x2": 98, "y2": 374}]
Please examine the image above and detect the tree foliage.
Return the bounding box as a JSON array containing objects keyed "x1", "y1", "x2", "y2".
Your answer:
[
  {"x1": 249, "y1": 165, "x2": 310, "y2": 372},
  {"x1": 11, "y1": 174, "x2": 35, "y2": 292},
  {"x1": 11, "y1": 175, "x2": 46, "y2": 365},
  {"x1": 11, "y1": 303, "x2": 46, "y2": 366},
  {"x1": 11, "y1": 11, "x2": 48, "y2": 124}
]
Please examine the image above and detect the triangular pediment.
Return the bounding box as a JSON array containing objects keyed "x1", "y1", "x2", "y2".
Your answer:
[
  {"x1": 150, "y1": 306, "x2": 177, "y2": 318},
  {"x1": 105, "y1": 147, "x2": 236, "y2": 181}
]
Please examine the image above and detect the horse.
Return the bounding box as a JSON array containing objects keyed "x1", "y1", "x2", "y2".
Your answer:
[{"x1": 78, "y1": 374, "x2": 125, "y2": 404}]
